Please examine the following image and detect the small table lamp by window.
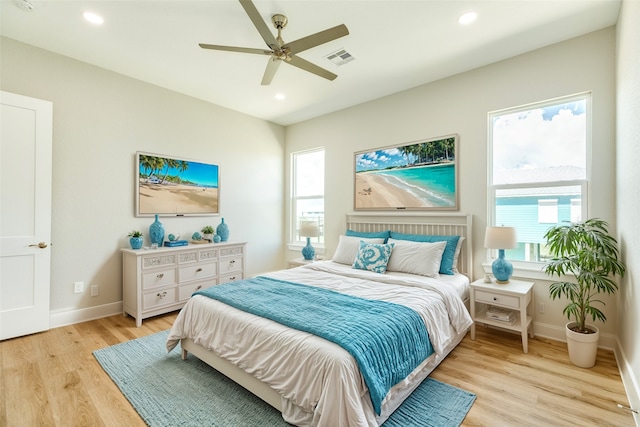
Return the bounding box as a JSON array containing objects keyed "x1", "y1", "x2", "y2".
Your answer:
[
  {"x1": 299, "y1": 223, "x2": 320, "y2": 260},
  {"x1": 484, "y1": 226, "x2": 517, "y2": 284}
]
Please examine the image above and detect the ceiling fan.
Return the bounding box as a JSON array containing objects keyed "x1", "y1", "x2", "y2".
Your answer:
[{"x1": 199, "y1": 0, "x2": 349, "y2": 85}]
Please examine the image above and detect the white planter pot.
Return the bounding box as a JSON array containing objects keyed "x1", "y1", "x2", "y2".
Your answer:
[{"x1": 565, "y1": 322, "x2": 599, "y2": 368}]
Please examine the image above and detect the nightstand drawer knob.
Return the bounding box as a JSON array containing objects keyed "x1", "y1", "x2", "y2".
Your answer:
[{"x1": 493, "y1": 297, "x2": 498, "y2": 301}]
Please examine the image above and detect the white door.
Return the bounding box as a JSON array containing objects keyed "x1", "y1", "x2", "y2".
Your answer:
[{"x1": 0, "y1": 91, "x2": 53, "y2": 340}]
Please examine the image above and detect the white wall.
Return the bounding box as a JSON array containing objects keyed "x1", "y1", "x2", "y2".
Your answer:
[
  {"x1": 285, "y1": 28, "x2": 618, "y2": 339},
  {"x1": 616, "y1": 0, "x2": 640, "y2": 417},
  {"x1": 0, "y1": 37, "x2": 286, "y2": 318}
]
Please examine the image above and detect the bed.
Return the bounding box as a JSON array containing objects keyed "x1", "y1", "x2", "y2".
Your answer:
[{"x1": 166, "y1": 213, "x2": 473, "y2": 426}]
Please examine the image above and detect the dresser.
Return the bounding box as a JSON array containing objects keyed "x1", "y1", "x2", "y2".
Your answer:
[{"x1": 122, "y1": 241, "x2": 246, "y2": 326}]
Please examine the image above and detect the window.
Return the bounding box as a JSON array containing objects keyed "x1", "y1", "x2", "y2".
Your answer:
[
  {"x1": 488, "y1": 93, "x2": 589, "y2": 263},
  {"x1": 292, "y1": 148, "x2": 324, "y2": 245},
  {"x1": 537, "y1": 199, "x2": 558, "y2": 224}
]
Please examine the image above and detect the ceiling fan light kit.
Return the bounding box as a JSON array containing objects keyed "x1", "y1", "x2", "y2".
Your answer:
[{"x1": 199, "y1": 0, "x2": 349, "y2": 85}]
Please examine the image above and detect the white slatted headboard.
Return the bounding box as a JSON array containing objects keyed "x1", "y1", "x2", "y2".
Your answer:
[{"x1": 345, "y1": 212, "x2": 473, "y2": 277}]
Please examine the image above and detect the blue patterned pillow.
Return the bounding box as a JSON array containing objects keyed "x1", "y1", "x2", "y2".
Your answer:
[{"x1": 352, "y1": 241, "x2": 395, "y2": 274}]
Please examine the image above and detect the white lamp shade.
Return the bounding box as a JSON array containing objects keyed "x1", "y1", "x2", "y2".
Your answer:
[
  {"x1": 484, "y1": 226, "x2": 517, "y2": 249},
  {"x1": 299, "y1": 223, "x2": 320, "y2": 238}
]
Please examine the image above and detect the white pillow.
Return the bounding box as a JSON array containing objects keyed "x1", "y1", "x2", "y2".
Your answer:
[
  {"x1": 386, "y1": 239, "x2": 447, "y2": 277},
  {"x1": 332, "y1": 235, "x2": 385, "y2": 265},
  {"x1": 451, "y1": 236, "x2": 465, "y2": 273}
]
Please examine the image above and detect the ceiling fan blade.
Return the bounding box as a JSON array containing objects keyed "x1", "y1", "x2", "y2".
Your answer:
[
  {"x1": 261, "y1": 57, "x2": 282, "y2": 85},
  {"x1": 285, "y1": 24, "x2": 349, "y2": 55},
  {"x1": 287, "y1": 55, "x2": 337, "y2": 81},
  {"x1": 239, "y1": 0, "x2": 280, "y2": 51},
  {"x1": 199, "y1": 44, "x2": 272, "y2": 55}
]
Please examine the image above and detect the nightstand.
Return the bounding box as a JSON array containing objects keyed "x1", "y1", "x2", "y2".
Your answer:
[
  {"x1": 470, "y1": 278, "x2": 535, "y2": 353},
  {"x1": 287, "y1": 257, "x2": 316, "y2": 268}
]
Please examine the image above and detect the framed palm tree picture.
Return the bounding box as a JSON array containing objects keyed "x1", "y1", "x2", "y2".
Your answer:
[
  {"x1": 354, "y1": 135, "x2": 458, "y2": 211},
  {"x1": 135, "y1": 151, "x2": 219, "y2": 217}
]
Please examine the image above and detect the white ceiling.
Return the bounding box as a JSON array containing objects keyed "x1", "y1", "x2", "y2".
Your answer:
[{"x1": 1, "y1": 0, "x2": 621, "y2": 126}]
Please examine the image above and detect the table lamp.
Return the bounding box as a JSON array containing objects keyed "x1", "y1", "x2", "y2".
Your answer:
[
  {"x1": 484, "y1": 226, "x2": 517, "y2": 284},
  {"x1": 299, "y1": 223, "x2": 320, "y2": 260}
]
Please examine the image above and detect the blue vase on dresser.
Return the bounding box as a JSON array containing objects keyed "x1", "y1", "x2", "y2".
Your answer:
[
  {"x1": 216, "y1": 218, "x2": 229, "y2": 242},
  {"x1": 149, "y1": 214, "x2": 165, "y2": 247}
]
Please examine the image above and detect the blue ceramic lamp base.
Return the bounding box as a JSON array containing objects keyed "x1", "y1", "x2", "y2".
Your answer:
[
  {"x1": 301, "y1": 237, "x2": 315, "y2": 261},
  {"x1": 492, "y1": 249, "x2": 513, "y2": 284}
]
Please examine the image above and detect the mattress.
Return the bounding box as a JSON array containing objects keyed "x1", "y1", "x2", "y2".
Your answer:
[{"x1": 167, "y1": 260, "x2": 472, "y2": 426}]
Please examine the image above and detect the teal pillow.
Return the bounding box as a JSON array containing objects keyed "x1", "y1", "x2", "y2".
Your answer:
[
  {"x1": 389, "y1": 232, "x2": 460, "y2": 275},
  {"x1": 345, "y1": 229, "x2": 390, "y2": 243},
  {"x1": 352, "y1": 241, "x2": 395, "y2": 274}
]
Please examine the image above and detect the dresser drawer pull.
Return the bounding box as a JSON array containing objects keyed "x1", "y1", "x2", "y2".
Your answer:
[
  {"x1": 157, "y1": 291, "x2": 167, "y2": 299},
  {"x1": 228, "y1": 276, "x2": 236, "y2": 281},
  {"x1": 156, "y1": 273, "x2": 164, "y2": 279},
  {"x1": 229, "y1": 260, "x2": 235, "y2": 265},
  {"x1": 196, "y1": 268, "x2": 203, "y2": 273}
]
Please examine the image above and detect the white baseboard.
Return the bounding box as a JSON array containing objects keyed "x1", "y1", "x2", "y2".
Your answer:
[
  {"x1": 615, "y1": 338, "x2": 640, "y2": 426},
  {"x1": 533, "y1": 321, "x2": 617, "y2": 350},
  {"x1": 50, "y1": 301, "x2": 123, "y2": 329}
]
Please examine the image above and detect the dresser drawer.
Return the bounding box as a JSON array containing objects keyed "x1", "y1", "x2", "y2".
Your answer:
[
  {"x1": 219, "y1": 272, "x2": 242, "y2": 284},
  {"x1": 143, "y1": 287, "x2": 177, "y2": 310},
  {"x1": 142, "y1": 268, "x2": 177, "y2": 289},
  {"x1": 219, "y1": 256, "x2": 243, "y2": 274},
  {"x1": 179, "y1": 262, "x2": 217, "y2": 283},
  {"x1": 142, "y1": 254, "x2": 176, "y2": 269},
  {"x1": 198, "y1": 248, "x2": 218, "y2": 262},
  {"x1": 475, "y1": 290, "x2": 520, "y2": 309},
  {"x1": 178, "y1": 280, "x2": 217, "y2": 301}
]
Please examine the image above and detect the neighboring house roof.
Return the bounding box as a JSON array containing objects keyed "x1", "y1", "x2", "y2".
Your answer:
[
  {"x1": 494, "y1": 165, "x2": 585, "y2": 184},
  {"x1": 495, "y1": 166, "x2": 585, "y2": 197}
]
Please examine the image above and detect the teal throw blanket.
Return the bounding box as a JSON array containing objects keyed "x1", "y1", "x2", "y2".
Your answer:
[{"x1": 194, "y1": 276, "x2": 433, "y2": 415}]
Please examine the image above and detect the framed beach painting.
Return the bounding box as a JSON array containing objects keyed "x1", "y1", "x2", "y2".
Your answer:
[
  {"x1": 354, "y1": 135, "x2": 458, "y2": 211},
  {"x1": 135, "y1": 151, "x2": 219, "y2": 217}
]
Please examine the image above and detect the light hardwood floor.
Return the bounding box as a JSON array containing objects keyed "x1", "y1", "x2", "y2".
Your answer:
[{"x1": 1, "y1": 312, "x2": 635, "y2": 426}]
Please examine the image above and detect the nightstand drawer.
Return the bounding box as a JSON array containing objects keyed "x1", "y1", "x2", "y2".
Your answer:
[{"x1": 475, "y1": 290, "x2": 520, "y2": 308}]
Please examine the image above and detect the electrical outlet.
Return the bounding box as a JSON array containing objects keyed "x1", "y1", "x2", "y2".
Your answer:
[
  {"x1": 74, "y1": 281, "x2": 84, "y2": 294},
  {"x1": 538, "y1": 303, "x2": 545, "y2": 313},
  {"x1": 90, "y1": 284, "x2": 99, "y2": 297}
]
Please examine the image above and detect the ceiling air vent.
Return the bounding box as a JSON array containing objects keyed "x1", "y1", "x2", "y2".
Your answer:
[{"x1": 325, "y1": 49, "x2": 355, "y2": 66}]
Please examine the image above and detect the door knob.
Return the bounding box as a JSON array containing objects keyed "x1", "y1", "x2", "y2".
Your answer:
[{"x1": 29, "y1": 242, "x2": 48, "y2": 249}]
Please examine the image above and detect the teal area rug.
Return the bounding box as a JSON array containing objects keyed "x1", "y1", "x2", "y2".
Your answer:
[{"x1": 94, "y1": 330, "x2": 475, "y2": 427}]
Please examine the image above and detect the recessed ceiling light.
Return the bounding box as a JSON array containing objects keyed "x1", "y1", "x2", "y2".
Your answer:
[
  {"x1": 83, "y1": 11, "x2": 104, "y2": 25},
  {"x1": 458, "y1": 11, "x2": 477, "y2": 25},
  {"x1": 275, "y1": 94, "x2": 286, "y2": 101}
]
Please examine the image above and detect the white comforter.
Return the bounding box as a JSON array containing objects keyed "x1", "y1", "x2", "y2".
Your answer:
[{"x1": 166, "y1": 261, "x2": 472, "y2": 426}]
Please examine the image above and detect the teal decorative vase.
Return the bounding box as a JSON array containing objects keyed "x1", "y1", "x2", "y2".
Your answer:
[
  {"x1": 216, "y1": 218, "x2": 229, "y2": 242},
  {"x1": 213, "y1": 234, "x2": 221, "y2": 243},
  {"x1": 149, "y1": 214, "x2": 165, "y2": 246},
  {"x1": 129, "y1": 236, "x2": 143, "y2": 250},
  {"x1": 301, "y1": 237, "x2": 315, "y2": 260}
]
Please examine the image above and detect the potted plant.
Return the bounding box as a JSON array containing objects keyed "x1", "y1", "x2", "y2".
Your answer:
[
  {"x1": 128, "y1": 230, "x2": 144, "y2": 250},
  {"x1": 201, "y1": 225, "x2": 214, "y2": 241},
  {"x1": 543, "y1": 218, "x2": 625, "y2": 368}
]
